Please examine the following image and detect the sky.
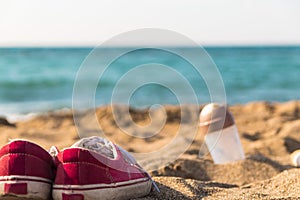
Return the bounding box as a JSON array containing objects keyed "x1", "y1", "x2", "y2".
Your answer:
[{"x1": 0, "y1": 0, "x2": 300, "y2": 47}]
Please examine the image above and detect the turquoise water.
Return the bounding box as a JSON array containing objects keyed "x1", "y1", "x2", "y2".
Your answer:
[{"x1": 0, "y1": 46, "x2": 300, "y2": 116}]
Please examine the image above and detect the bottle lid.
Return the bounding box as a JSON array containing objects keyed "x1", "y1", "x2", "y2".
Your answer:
[{"x1": 199, "y1": 103, "x2": 235, "y2": 135}]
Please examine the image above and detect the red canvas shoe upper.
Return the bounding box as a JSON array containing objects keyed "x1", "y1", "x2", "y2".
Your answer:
[
  {"x1": 0, "y1": 140, "x2": 55, "y2": 181},
  {"x1": 54, "y1": 143, "x2": 150, "y2": 186}
]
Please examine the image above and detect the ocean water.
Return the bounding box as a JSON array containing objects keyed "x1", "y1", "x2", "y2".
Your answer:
[{"x1": 0, "y1": 46, "x2": 300, "y2": 117}]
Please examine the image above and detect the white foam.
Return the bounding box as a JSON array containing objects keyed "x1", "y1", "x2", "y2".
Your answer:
[{"x1": 5, "y1": 113, "x2": 38, "y2": 123}]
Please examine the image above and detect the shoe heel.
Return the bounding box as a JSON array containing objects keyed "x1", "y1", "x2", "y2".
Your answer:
[
  {"x1": 62, "y1": 193, "x2": 84, "y2": 200},
  {"x1": 0, "y1": 140, "x2": 54, "y2": 200},
  {"x1": 4, "y1": 182, "x2": 27, "y2": 195}
]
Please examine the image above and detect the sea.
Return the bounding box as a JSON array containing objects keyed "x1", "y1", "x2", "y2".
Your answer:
[{"x1": 0, "y1": 46, "x2": 300, "y2": 120}]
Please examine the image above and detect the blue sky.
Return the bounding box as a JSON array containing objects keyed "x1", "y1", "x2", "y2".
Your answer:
[{"x1": 0, "y1": 0, "x2": 299, "y2": 46}]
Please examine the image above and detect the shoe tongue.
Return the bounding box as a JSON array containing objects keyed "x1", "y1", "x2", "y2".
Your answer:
[{"x1": 72, "y1": 137, "x2": 115, "y2": 159}]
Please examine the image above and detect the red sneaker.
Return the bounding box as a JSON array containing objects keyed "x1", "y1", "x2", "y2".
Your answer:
[
  {"x1": 0, "y1": 140, "x2": 54, "y2": 199},
  {"x1": 52, "y1": 137, "x2": 154, "y2": 200}
]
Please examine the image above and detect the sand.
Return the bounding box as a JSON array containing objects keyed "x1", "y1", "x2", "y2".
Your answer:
[{"x1": 0, "y1": 101, "x2": 300, "y2": 199}]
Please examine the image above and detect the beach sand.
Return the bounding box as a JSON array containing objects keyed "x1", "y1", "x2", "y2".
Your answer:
[{"x1": 0, "y1": 101, "x2": 300, "y2": 199}]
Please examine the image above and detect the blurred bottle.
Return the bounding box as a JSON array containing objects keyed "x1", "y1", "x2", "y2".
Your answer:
[
  {"x1": 199, "y1": 103, "x2": 245, "y2": 164},
  {"x1": 290, "y1": 150, "x2": 300, "y2": 167}
]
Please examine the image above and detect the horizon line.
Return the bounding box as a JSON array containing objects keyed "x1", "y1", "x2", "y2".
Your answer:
[{"x1": 1, "y1": 44, "x2": 300, "y2": 49}]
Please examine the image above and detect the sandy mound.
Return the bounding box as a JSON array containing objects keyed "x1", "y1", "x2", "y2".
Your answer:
[{"x1": 137, "y1": 169, "x2": 300, "y2": 200}]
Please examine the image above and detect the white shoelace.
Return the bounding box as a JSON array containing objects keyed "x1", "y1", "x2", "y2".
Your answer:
[{"x1": 72, "y1": 136, "x2": 115, "y2": 159}]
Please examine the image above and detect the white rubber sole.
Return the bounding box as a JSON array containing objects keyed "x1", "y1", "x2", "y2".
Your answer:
[
  {"x1": 0, "y1": 176, "x2": 52, "y2": 200},
  {"x1": 52, "y1": 178, "x2": 152, "y2": 200}
]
